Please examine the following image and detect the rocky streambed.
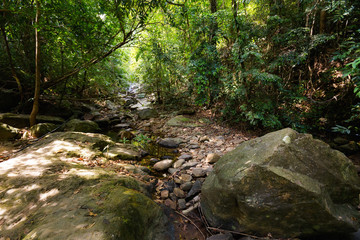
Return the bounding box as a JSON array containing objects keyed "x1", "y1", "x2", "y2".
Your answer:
[{"x1": 1, "y1": 88, "x2": 360, "y2": 240}]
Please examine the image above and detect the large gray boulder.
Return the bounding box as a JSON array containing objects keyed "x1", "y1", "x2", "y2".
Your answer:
[
  {"x1": 0, "y1": 132, "x2": 171, "y2": 240},
  {"x1": 64, "y1": 119, "x2": 101, "y2": 133},
  {"x1": 201, "y1": 128, "x2": 360, "y2": 238}
]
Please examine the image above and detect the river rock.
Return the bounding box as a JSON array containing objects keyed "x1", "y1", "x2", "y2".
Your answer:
[
  {"x1": 138, "y1": 108, "x2": 158, "y2": 120},
  {"x1": 153, "y1": 159, "x2": 173, "y2": 171},
  {"x1": 0, "y1": 131, "x2": 171, "y2": 240},
  {"x1": 0, "y1": 113, "x2": 64, "y2": 128},
  {"x1": 201, "y1": 128, "x2": 360, "y2": 238},
  {"x1": 192, "y1": 168, "x2": 206, "y2": 177},
  {"x1": 187, "y1": 180, "x2": 202, "y2": 200},
  {"x1": 179, "y1": 154, "x2": 192, "y2": 160},
  {"x1": 173, "y1": 188, "x2": 186, "y2": 198},
  {"x1": 64, "y1": 119, "x2": 101, "y2": 133},
  {"x1": 206, "y1": 153, "x2": 221, "y2": 163},
  {"x1": 30, "y1": 123, "x2": 57, "y2": 138},
  {"x1": 173, "y1": 159, "x2": 185, "y2": 169},
  {"x1": 159, "y1": 138, "x2": 184, "y2": 148}
]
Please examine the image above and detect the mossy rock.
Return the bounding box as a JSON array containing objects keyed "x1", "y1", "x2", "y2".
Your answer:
[
  {"x1": 63, "y1": 119, "x2": 101, "y2": 133},
  {"x1": 30, "y1": 123, "x2": 57, "y2": 138},
  {"x1": 166, "y1": 115, "x2": 202, "y2": 127},
  {"x1": 0, "y1": 123, "x2": 20, "y2": 140},
  {"x1": 0, "y1": 131, "x2": 171, "y2": 240},
  {"x1": 201, "y1": 128, "x2": 360, "y2": 238}
]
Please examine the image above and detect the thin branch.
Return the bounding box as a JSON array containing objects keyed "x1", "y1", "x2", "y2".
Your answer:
[{"x1": 175, "y1": 211, "x2": 206, "y2": 240}]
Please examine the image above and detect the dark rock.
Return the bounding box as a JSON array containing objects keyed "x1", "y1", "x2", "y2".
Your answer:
[
  {"x1": 161, "y1": 155, "x2": 174, "y2": 160},
  {"x1": 180, "y1": 182, "x2": 193, "y2": 191},
  {"x1": 334, "y1": 137, "x2": 350, "y2": 145},
  {"x1": 159, "y1": 138, "x2": 184, "y2": 148},
  {"x1": 0, "y1": 88, "x2": 19, "y2": 112},
  {"x1": 179, "y1": 154, "x2": 192, "y2": 160},
  {"x1": 201, "y1": 128, "x2": 360, "y2": 238},
  {"x1": 186, "y1": 180, "x2": 202, "y2": 200},
  {"x1": 178, "y1": 199, "x2": 187, "y2": 210}
]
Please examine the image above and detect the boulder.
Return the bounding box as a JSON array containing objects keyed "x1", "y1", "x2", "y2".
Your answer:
[
  {"x1": 30, "y1": 123, "x2": 57, "y2": 138},
  {"x1": 137, "y1": 108, "x2": 158, "y2": 120},
  {"x1": 201, "y1": 128, "x2": 360, "y2": 238},
  {"x1": 0, "y1": 123, "x2": 20, "y2": 140},
  {"x1": 0, "y1": 88, "x2": 19, "y2": 111},
  {"x1": 0, "y1": 131, "x2": 171, "y2": 240},
  {"x1": 0, "y1": 113, "x2": 64, "y2": 128},
  {"x1": 166, "y1": 115, "x2": 202, "y2": 127},
  {"x1": 64, "y1": 119, "x2": 101, "y2": 133}
]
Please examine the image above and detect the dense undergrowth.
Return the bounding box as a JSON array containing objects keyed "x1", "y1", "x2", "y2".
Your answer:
[{"x1": 0, "y1": 0, "x2": 359, "y2": 135}]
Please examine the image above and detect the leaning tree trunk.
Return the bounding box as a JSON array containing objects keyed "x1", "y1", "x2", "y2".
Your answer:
[{"x1": 30, "y1": 0, "x2": 41, "y2": 127}]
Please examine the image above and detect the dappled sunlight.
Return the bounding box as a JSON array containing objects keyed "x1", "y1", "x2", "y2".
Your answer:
[{"x1": 39, "y1": 189, "x2": 59, "y2": 201}]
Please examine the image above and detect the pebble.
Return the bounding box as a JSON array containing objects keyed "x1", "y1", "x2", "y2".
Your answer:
[
  {"x1": 180, "y1": 182, "x2": 193, "y2": 191},
  {"x1": 178, "y1": 199, "x2": 187, "y2": 210},
  {"x1": 173, "y1": 188, "x2": 186, "y2": 198},
  {"x1": 192, "y1": 168, "x2": 207, "y2": 177},
  {"x1": 164, "y1": 199, "x2": 176, "y2": 210},
  {"x1": 153, "y1": 159, "x2": 173, "y2": 171},
  {"x1": 181, "y1": 161, "x2": 198, "y2": 170},
  {"x1": 179, "y1": 174, "x2": 192, "y2": 183},
  {"x1": 186, "y1": 180, "x2": 202, "y2": 200},
  {"x1": 189, "y1": 144, "x2": 200, "y2": 149},
  {"x1": 173, "y1": 159, "x2": 185, "y2": 168},
  {"x1": 161, "y1": 190, "x2": 169, "y2": 199},
  {"x1": 206, "y1": 153, "x2": 221, "y2": 163},
  {"x1": 178, "y1": 154, "x2": 192, "y2": 160}
]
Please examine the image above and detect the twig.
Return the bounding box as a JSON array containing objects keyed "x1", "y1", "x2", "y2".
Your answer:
[
  {"x1": 207, "y1": 227, "x2": 264, "y2": 239},
  {"x1": 198, "y1": 204, "x2": 213, "y2": 235},
  {"x1": 175, "y1": 210, "x2": 206, "y2": 240}
]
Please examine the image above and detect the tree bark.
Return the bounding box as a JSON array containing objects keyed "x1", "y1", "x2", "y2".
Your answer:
[{"x1": 30, "y1": 0, "x2": 41, "y2": 127}]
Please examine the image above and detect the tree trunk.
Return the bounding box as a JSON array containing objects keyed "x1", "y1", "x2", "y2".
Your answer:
[
  {"x1": 30, "y1": 0, "x2": 41, "y2": 127},
  {"x1": 1, "y1": 1, "x2": 23, "y2": 104}
]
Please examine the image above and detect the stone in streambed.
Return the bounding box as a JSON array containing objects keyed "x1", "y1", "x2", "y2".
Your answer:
[
  {"x1": 173, "y1": 159, "x2": 185, "y2": 169},
  {"x1": 30, "y1": 123, "x2": 57, "y2": 138},
  {"x1": 206, "y1": 153, "x2": 221, "y2": 163},
  {"x1": 153, "y1": 160, "x2": 173, "y2": 171},
  {"x1": 201, "y1": 128, "x2": 360, "y2": 238},
  {"x1": 158, "y1": 138, "x2": 184, "y2": 148}
]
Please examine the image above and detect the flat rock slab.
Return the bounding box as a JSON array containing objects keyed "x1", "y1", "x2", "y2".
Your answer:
[
  {"x1": 0, "y1": 113, "x2": 64, "y2": 128},
  {"x1": 158, "y1": 138, "x2": 184, "y2": 148},
  {"x1": 103, "y1": 143, "x2": 140, "y2": 160},
  {"x1": 165, "y1": 115, "x2": 203, "y2": 128},
  {"x1": 0, "y1": 131, "x2": 171, "y2": 240}
]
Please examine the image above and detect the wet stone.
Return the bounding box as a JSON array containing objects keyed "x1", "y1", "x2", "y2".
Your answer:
[
  {"x1": 168, "y1": 168, "x2": 178, "y2": 175},
  {"x1": 179, "y1": 174, "x2": 192, "y2": 183},
  {"x1": 180, "y1": 182, "x2": 193, "y2": 191},
  {"x1": 206, "y1": 153, "x2": 221, "y2": 163},
  {"x1": 178, "y1": 199, "x2": 187, "y2": 210}
]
